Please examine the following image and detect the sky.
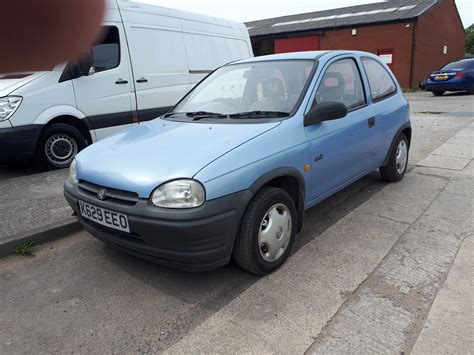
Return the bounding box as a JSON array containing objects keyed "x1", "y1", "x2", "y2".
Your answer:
[{"x1": 137, "y1": 0, "x2": 473, "y2": 27}]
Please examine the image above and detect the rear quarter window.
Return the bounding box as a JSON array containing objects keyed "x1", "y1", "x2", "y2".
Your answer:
[{"x1": 362, "y1": 57, "x2": 397, "y2": 102}]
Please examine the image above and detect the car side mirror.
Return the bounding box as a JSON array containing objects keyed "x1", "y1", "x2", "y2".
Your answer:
[
  {"x1": 77, "y1": 52, "x2": 95, "y2": 77},
  {"x1": 58, "y1": 52, "x2": 95, "y2": 83},
  {"x1": 304, "y1": 102, "x2": 348, "y2": 127}
]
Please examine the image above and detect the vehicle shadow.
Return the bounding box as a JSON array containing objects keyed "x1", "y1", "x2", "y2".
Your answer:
[
  {"x1": 0, "y1": 164, "x2": 42, "y2": 181},
  {"x1": 100, "y1": 171, "x2": 386, "y2": 341}
]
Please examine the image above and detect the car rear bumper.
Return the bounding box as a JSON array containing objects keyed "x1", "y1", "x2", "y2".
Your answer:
[
  {"x1": 0, "y1": 124, "x2": 43, "y2": 163},
  {"x1": 64, "y1": 180, "x2": 253, "y2": 271},
  {"x1": 425, "y1": 81, "x2": 470, "y2": 92}
]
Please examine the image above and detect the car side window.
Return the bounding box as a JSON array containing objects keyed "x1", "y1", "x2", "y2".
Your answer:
[
  {"x1": 362, "y1": 57, "x2": 397, "y2": 102},
  {"x1": 91, "y1": 26, "x2": 120, "y2": 73},
  {"x1": 315, "y1": 58, "x2": 366, "y2": 111}
]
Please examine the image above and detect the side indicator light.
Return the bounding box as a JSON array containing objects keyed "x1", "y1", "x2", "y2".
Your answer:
[{"x1": 304, "y1": 165, "x2": 311, "y2": 172}]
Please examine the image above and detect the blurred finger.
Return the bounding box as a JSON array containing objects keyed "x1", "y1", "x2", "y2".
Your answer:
[{"x1": 0, "y1": 0, "x2": 105, "y2": 73}]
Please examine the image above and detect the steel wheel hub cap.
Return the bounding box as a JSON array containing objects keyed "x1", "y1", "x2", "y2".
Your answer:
[
  {"x1": 45, "y1": 134, "x2": 77, "y2": 166},
  {"x1": 258, "y1": 203, "x2": 292, "y2": 263},
  {"x1": 396, "y1": 140, "x2": 408, "y2": 175}
]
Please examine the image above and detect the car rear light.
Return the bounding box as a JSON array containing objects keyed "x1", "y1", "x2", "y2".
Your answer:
[{"x1": 455, "y1": 72, "x2": 466, "y2": 79}]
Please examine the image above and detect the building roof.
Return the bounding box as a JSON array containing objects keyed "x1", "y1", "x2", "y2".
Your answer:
[{"x1": 245, "y1": 0, "x2": 438, "y2": 37}]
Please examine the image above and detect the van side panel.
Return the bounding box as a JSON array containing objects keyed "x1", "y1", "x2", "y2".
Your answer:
[
  {"x1": 183, "y1": 34, "x2": 253, "y2": 84},
  {"x1": 118, "y1": 1, "x2": 253, "y2": 122},
  {"x1": 124, "y1": 24, "x2": 192, "y2": 114},
  {"x1": 119, "y1": 3, "x2": 192, "y2": 120}
]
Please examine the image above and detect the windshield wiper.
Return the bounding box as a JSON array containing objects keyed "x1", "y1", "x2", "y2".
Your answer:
[
  {"x1": 164, "y1": 111, "x2": 228, "y2": 120},
  {"x1": 229, "y1": 111, "x2": 290, "y2": 119}
]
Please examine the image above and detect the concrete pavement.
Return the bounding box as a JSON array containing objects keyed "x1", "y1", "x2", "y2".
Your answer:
[
  {"x1": 0, "y1": 169, "x2": 79, "y2": 257},
  {"x1": 0, "y1": 92, "x2": 472, "y2": 353},
  {"x1": 165, "y1": 125, "x2": 473, "y2": 354}
]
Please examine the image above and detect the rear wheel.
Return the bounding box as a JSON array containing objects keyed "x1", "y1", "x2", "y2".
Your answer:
[
  {"x1": 432, "y1": 91, "x2": 445, "y2": 96},
  {"x1": 380, "y1": 133, "x2": 409, "y2": 183},
  {"x1": 36, "y1": 123, "x2": 87, "y2": 169},
  {"x1": 233, "y1": 187, "x2": 297, "y2": 275}
]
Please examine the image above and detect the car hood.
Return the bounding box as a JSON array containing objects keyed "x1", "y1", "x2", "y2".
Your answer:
[
  {"x1": 77, "y1": 118, "x2": 281, "y2": 198},
  {"x1": 0, "y1": 72, "x2": 48, "y2": 97}
]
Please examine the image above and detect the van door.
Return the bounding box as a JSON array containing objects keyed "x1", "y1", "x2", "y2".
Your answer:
[
  {"x1": 124, "y1": 24, "x2": 192, "y2": 122},
  {"x1": 72, "y1": 25, "x2": 135, "y2": 141},
  {"x1": 305, "y1": 57, "x2": 376, "y2": 203}
]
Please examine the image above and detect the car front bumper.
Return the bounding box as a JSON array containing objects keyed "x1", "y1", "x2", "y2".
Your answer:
[
  {"x1": 0, "y1": 124, "x2": 43, "y2": 163},
  {"x1": 64, "y1": 180, "x2": 253, "y2": 271}
]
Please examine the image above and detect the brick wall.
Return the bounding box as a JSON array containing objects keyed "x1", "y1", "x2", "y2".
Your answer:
[
  {"x1": 412, "y1": 0, "x2": 465, "y2": 87},
  {"x1": 250, "y1": 0, "x2": 465, "y2": 88},
  {"x1": 319, "y1": 23, "x2": 416, "y2": 88}
]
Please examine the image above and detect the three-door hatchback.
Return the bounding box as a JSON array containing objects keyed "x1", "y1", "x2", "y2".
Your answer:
[{"x1": 64, "y1": 51, "x2": 411, "y2": 275}]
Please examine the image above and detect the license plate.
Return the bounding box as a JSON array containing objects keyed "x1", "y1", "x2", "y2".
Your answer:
[
  {"x1": 79, "y1": 201, "x2": 130, "y2": 233},
  {"x1": 435, "y1": 75, "x2": 448, "y2": 80}
]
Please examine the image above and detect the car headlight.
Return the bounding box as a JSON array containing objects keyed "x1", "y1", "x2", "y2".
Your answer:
[
  {"x1": 68, "y1": 159, "x2": 78, "y2": 185},
  {"x1": 0, "y1": 96, "x2": 22, "y2": 121},
  {"x1": 151, "y1": 180, "x2": 205, "y2": 208}
]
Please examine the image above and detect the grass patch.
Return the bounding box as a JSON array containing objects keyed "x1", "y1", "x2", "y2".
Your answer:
[{"x1": 14, "y1": 241, "x2": 36, "y2": 256}]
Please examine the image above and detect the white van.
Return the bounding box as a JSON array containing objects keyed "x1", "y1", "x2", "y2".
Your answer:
[{"x1": 0, "y1": 0, "x2": 253, "y2": 168}]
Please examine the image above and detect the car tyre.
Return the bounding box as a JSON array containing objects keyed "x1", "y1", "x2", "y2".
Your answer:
[
  {"x1": 380, "y1": 133, "x2": 409, "y2": 183},
  {"x1": 233, "y1": 187, "x2": 297, "y2": 276},
  {"x1": 432, "y1": 91, "x2": 445, "y2": 96},
  {"x1": 36, "y1": 123, "x2": 87, "y2": 170}
]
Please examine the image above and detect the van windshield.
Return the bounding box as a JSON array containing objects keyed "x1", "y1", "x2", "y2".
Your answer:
[{"x1": 168, "y1": 60, "x2": 315, "y2": 120}]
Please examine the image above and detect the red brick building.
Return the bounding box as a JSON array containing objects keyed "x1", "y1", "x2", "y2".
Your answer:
[{"x1": 246, "y1": 0, "x2": 465, "y2": 88}]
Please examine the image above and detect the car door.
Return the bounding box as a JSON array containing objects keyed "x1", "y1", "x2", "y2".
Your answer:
[
  {"x1": 361, "y1": 57, "x2": 405, "y2": 165},
  {"x1": 72, "y1": 25, "x2": 135, "y2": 141},
  {"x1": 305, "y1": 56, "x2": 376, "y2": 203}
]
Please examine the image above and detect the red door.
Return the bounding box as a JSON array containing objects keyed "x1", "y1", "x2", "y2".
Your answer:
[{"x1": 275, "y1": 35, "x2": 320, "y2": 54}]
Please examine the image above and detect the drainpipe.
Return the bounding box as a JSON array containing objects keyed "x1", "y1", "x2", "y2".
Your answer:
[{"x1": 409, "y1": 20, "x2": 417, "y2": 89}]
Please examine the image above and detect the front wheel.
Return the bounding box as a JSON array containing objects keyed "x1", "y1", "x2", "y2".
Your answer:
[
  {"x1": 36, "y1": 123, "x2": 87, "y2": 169},
  {"x1": 380, "y1": 133, "x2": 409, "y2": 183},
  {"x1": 233, "y1": 187, "x2": 297, "y2": 276}
]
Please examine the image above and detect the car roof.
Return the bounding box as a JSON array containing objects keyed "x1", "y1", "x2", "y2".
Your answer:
[{"x1": 232, "y1": 50, "x2": 377, "y2": 64}]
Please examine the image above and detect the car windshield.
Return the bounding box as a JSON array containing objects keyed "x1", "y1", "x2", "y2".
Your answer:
[{"x1": 169, "y1": 60, "x2": 315, "y2": 119}]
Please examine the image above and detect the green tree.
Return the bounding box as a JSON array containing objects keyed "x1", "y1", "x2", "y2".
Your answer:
[{"x1": 466, "y1": 24, "x2": 474, "y2": 54}]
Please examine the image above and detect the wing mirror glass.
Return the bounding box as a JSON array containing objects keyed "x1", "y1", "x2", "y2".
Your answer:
[
  {"x1": 304, "y1": 102, "x2": 348, "y2": 127},
  {"x1": 77, "y1": 52, "x2": 94, "y2": 77}
]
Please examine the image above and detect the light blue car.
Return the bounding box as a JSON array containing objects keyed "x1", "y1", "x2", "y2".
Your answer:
[{"x1": 64, "y1": 51, "x2": 411, "y2": 275}]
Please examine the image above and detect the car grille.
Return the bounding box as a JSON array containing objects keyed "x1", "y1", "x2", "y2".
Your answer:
[{"x1": 78, "y1": 181, "x2": 139, "y2": 206}]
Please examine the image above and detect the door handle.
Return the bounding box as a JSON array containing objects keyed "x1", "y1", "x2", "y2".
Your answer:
[
  {"x1": 368, "y1": 117, "x2": 376, "y2": 128},
  {"x1": 136, "y1": 77, "x2": 148, "y2": 83},
  {"x1": 115, "y1": 79, "x2": 128, "y2": 85}
]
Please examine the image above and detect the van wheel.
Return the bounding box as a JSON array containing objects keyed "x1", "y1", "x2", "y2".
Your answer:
[
  {"x1": 37, "y1": 124, "x2": 86, "y2": 169},
  {"x1": 233, "y1": 187, "x2": 297, "y2": 276},
  {"x1": 380, "y1": 133, "x2": 409, "y2": 183},
  {"x1": 433, "y1": 91, "x2": 445, "y2": 96}
]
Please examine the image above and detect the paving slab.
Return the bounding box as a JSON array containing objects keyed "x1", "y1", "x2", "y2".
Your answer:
[
  {"x1": 447, "y1": 133, "x2": 473, "y2": 146},
  {"x1": 355, "y1": 173, "x2": 447, "y2": 224},
  {"x1": 432, "y1": 143, "x2": 473, "y2": 160},
  {"x1": 0, "y1": 170, "x2": 76, "y2": 255},
  {"x1": 307, "y1": 176, "x2": 473, "y2": 354},
  {"x1": 413, "y1": 163, "x2": 474, "y2": 178},
  {"x1": 165, "y1": 172, "x2": 448, "y2": 354},
  {"x1": 416, "y1": 154, "x2": 471, "y2": 171},
  {"x1": 411, "y1": 236, "x2": 474, "y2": 355}
]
